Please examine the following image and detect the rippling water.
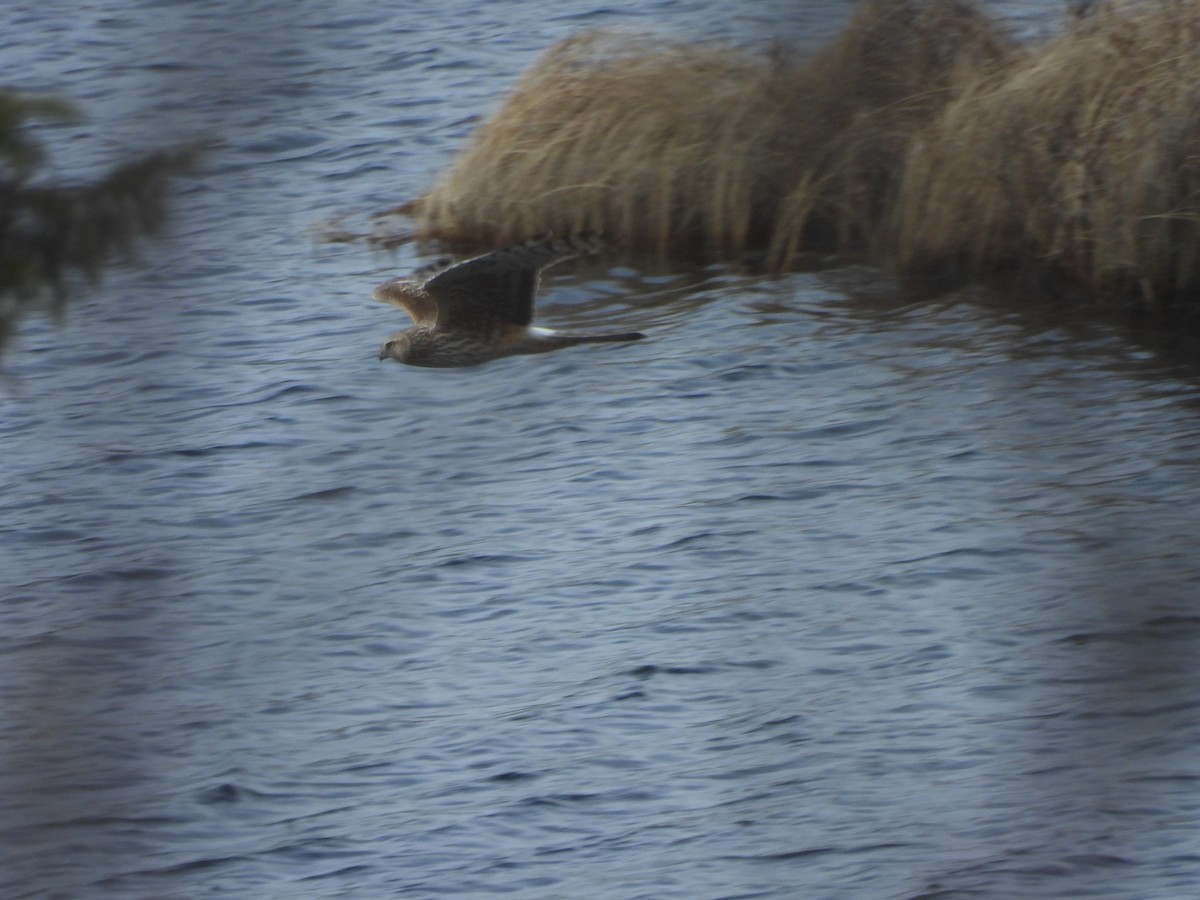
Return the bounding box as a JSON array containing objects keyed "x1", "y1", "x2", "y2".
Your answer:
[{"x1": 4, "y1": 2, "x2": 1200, "y2": 898}]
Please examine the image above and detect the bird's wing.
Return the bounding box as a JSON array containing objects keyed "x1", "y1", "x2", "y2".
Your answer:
[
  {"x1": 372, "y1": 278, "x2": 439, "y2": 326},
  {"x1": 411, "y1": 256, "x2": 456, "y2": 283},
  {"x1": 422, "y1": 234, "x2": 603, "y2": 333}
]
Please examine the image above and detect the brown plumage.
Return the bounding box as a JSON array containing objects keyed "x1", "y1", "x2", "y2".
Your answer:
[{"x1": 374, "y1": 235, "x2": 644, "y2": 368}]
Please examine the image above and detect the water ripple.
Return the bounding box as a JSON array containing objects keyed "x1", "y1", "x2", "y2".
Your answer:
[{"x1": 3, "y1": 1, "x2": 1199, "y2": 899}]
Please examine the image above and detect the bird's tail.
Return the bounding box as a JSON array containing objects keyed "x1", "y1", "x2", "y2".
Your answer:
[
  {"x1": 516, "y1": 327, "x2": 643, "y2": 356},
  {"x1": 560, "y1": 331, "x2": 645, "y2": 345}
]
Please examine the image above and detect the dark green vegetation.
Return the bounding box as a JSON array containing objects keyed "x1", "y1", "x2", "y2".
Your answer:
[{"x1": 0, "y1": 90, "x2": 193, "y2": 351}]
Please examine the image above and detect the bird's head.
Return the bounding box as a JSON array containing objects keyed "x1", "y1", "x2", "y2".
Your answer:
[{"x1": 378, "y1": 331, "x2": 413, "y2": 364}]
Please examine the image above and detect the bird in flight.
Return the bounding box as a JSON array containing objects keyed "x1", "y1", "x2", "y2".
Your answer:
[{"x1": 374, "y1": 234, "x2": 644, "y2": 368}]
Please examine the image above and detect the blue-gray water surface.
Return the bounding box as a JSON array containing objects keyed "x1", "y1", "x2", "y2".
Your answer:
[{"x1": 3, "y1": 2, "x2": 1200, "y2": 898}]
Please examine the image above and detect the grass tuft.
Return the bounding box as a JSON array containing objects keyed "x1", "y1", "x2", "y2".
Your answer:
[
  {"x1": 893, "y1": 0, "x2": 1200, "y2": 307},
  {"x1": 410, "y1": 0, "x2": 1200, "y2": 310}
]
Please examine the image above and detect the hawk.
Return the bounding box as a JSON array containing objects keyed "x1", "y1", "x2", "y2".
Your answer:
[{"x1": 374, "y1": 234, "x2": 644, "y2": 368}]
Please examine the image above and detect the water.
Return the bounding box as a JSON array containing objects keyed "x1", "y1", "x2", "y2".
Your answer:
[{"x1": 4, "y1": 2, "x2": 1200, "y2": 898}]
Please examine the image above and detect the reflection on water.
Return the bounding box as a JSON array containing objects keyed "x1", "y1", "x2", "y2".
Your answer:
[{"x1": 3, "y1": 1, "x2": 1199, "y2": 898}]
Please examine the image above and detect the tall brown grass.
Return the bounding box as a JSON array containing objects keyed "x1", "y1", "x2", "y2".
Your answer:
[
  {"x1": 894, "y1": 0, "x2": 1200, "y2": 307},
  {"x1": 415, "y1": 1, "x2": 1012, "y2": 267},
  {"x1": 411, "y1": 0, "x2": 1200, "y2": 309}
]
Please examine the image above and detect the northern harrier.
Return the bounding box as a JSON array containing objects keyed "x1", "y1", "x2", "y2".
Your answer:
[{"x1": 374, "y1": 234, "x2": 644, "y2": 368}]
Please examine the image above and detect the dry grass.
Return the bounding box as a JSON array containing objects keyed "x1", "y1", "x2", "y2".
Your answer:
[
  {"x1": 894, "y1": 0, "x2": 1200, "y2": 307},
  {"x1": 414, "y1": 0, "x2": 1010, "y2": 269},
  {"x1": 409, "y1": 0, "x2": 1200, "y2": 309},
  {"x1": 415, "y1": 31, "x2": 787, "y2": 259}
]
